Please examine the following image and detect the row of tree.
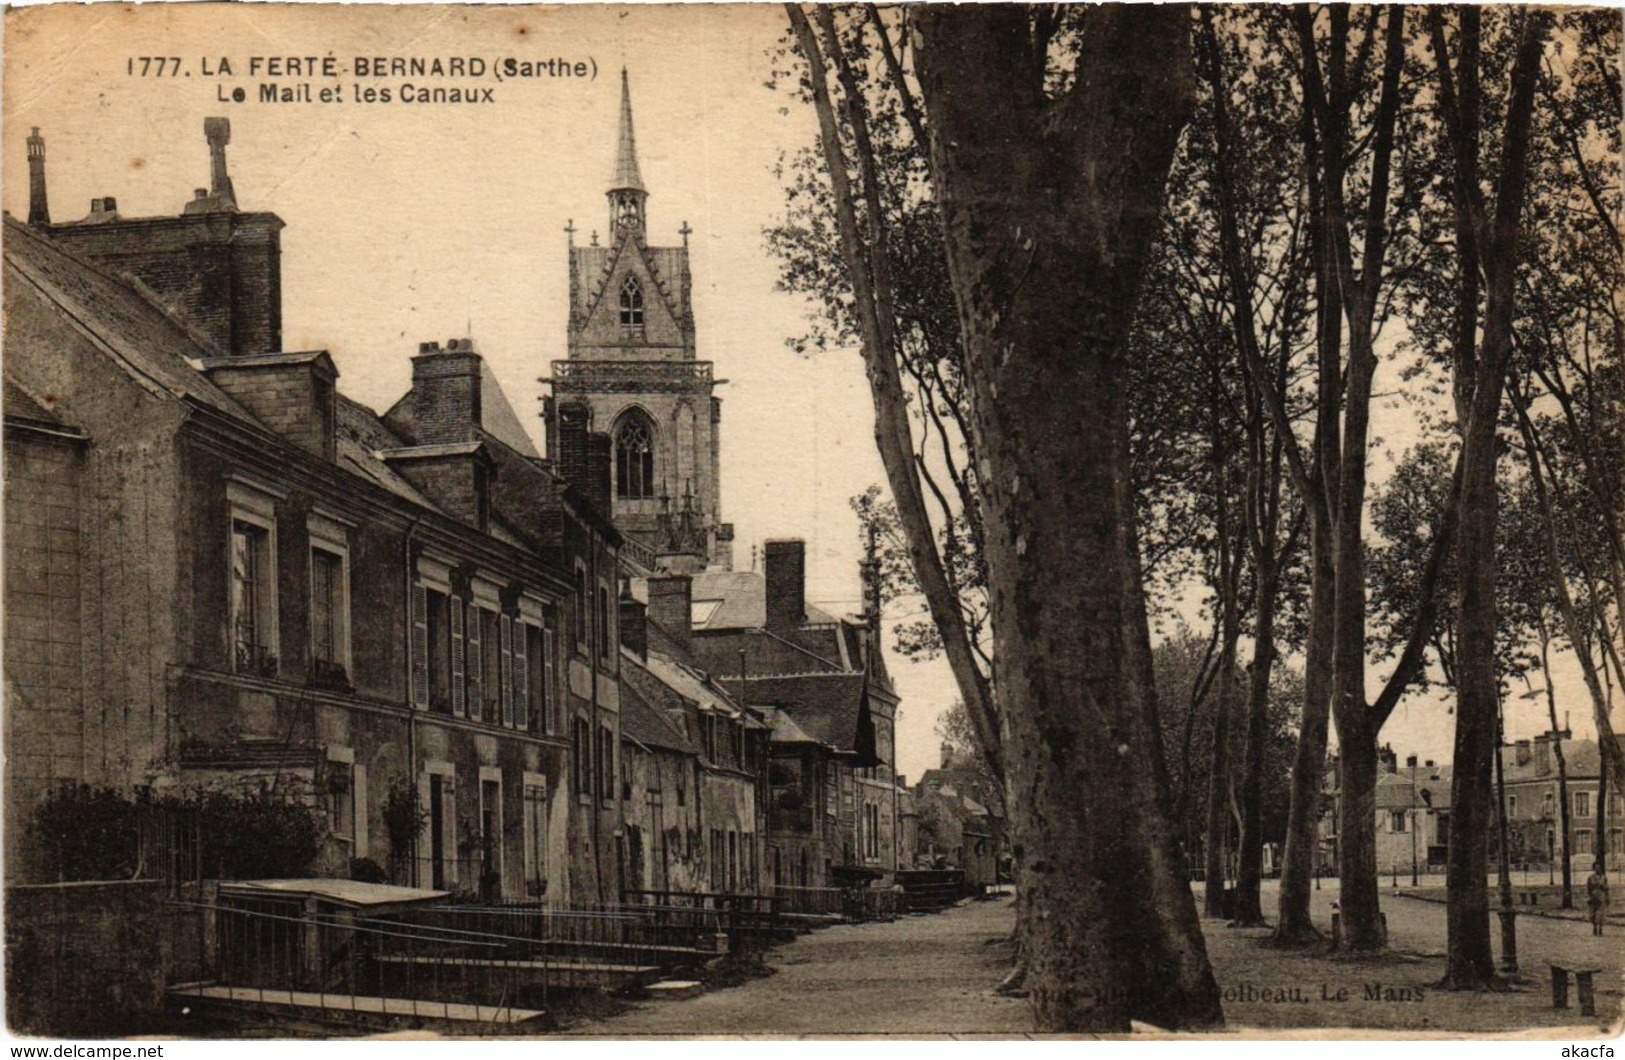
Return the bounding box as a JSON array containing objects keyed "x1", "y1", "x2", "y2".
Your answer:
[{"x1": 769, "y1": 4, "x2": 1621, "y2": 1032}]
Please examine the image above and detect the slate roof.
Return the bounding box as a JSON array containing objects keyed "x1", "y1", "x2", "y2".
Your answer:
[
  {"x1": 1500, "y1": 736, "x2": 1609, "y2": 784},
  {"x1": 618, "y1": 670, "x2": 699, "y2": 755},
  {"x1": 2, "y1": 215, "x2": 497, "y2": 526},
  {"x1": 719, "y1": 671, "x2": 872, "y2": 752},
  {"x1": 1375, "y1": 769, "x2": 1453, "y2": 812},
  {"x1": 3, "y1": 216, "x2": 252, "y2": 420},
  {"x1": 689, "y1": 570, "x2": 841, "y2": 631}
]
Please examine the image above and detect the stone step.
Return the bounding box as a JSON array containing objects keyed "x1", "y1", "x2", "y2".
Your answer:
[
  {"x1": 644, "y1": 979, "x2": 704, "y2": 1001},
  {"x1": 169, "y1": 983, "x2": 548, "y2": 1034}
]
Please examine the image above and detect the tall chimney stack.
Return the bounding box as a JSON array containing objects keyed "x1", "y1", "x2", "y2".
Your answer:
[
  {"x1": 764, "y1": 539, "x2": 806, "y2": 631},
  {"x1": 205, "y1": 116, "x2": 237, "y2": 206},
  {"x1": 646, "y1": 575, "x2": 693, "y2": 656},
  {"x1": 26, "y1": 128, "x2": 49, "y2": 227}
]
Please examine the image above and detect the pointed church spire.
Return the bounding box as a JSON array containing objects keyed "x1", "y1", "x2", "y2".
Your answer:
[
  {"x1": 611, "y1": 68, "x2": 646, "y2": 193},
  {"x1": 608, "y1": 68, "x2": 648, "y2": 234}
]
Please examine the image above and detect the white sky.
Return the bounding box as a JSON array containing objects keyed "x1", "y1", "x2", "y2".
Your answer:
[{"x1": 3, "y1": 3, "x2": 1606, "y2": 782}]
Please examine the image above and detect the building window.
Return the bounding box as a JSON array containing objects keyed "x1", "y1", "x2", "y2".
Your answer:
[
  {"x1": 1576, "y1": 829, "x2": 1594, "y2": 855},
  {"x1": 1509, "y1": 795, "x2": 1518, "y2": 819},
  {"x1": 326, "y1": 759, "x2": 355, "y2": 841},
  {"x1": 524, "y1": 623, "x2": 548, "y2": 733},
  {"x1": 1389, "y1": 811, "x2": 1407, "y2": 833},
  {"x1": 309, "y1": 546, "x2": 348, "y2": 686},
  {"x1": 1577, "y1": 791, "x2": 1592, "y2": 819},
  {"x1": 480, "y1": 607, "x2": 502, "y2": 722},
  {"x1": 615, "y1": 412, "x2": 655, "y2": 499},
  {"x1": 1613, "y1": 794, "x2": 1623, "y2": 818},
  {"x1": 573, "y1": 717, "x2": 593, "y2": 797},
  {"x1": 710, "y1": 829, "x2": 725, "y2": 891},
  {"x1": 598, "y1": 584, "x2": 613, "y2": 663},
  {"x1": 479, "y1": 775, "x2": 503, "y2": 899},
  {"x1": 230, "y1": 519, "x2": 277, "y2": 676},
  {"x1": 619, "y1": 275, "x2": 644, "y2": 327},
  {"x1": 574, "y1": 565, "x2": 589, "y2": 654},
  {"x1": 598, "y1": 724, "x2": 616, "y2": 802},
  {"x1": 426, "y1": 588, "x2": 452, "y2": 713},
  {"x1": 523, "y1": 779, "x2": 549, "y2": 897}
]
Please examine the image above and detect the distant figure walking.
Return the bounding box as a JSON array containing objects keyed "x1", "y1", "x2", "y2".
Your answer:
[{"x1": 1586, "y1": 861, "x2": 1609, "y2": 936}]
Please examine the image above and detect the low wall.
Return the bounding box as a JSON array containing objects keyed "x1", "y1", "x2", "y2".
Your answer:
[{"x1": 6, "y1": 879, "x2": 165, "y2": 1036}]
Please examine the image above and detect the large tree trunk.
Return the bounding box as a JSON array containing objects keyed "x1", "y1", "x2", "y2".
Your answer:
[
  {"x1": 1439, "y1": 8, "x2": 1549, "y2": 990},
  {"x1": 1204, "y1": 476, "x2": 1242, "y2": 919},
  {"x1": 915, "y1": 6, "x2": 1220, "y2": 1032},
  {"x1": 785, "y1": 4, "x2": 1005, "y2": 790},
  {"x1": 1542, "y1": 629, "x2": 1575, "y2": 908},
  {"x1": 1275, "y1": 514, "x2": 1334, "y2": 943},
  {"x1": 1233, "y1": 551, "x2": 1280, "y2": 926}
]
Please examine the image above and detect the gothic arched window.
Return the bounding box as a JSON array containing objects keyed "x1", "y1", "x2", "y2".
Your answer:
[
  {"x1": 615, "y1": 411, "x2": 655, "y2": 499},
  {"x1": 619, "y1": 275, "x2": 644, "y2": 327}
]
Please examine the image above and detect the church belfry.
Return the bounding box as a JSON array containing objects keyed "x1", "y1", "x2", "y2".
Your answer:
[
  {"x1": 607, "y1": 68, "x2": 647, "y2": 236},
  {"x1": 545, "y1": 69, "x2": 733, "y2": 575}
]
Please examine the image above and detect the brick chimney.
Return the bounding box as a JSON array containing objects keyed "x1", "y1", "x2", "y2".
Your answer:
[
  {"x1": 620, "y1": 593, "x2": 648, "y2": 661},
  {"x1": 390, "y1": 339, "x2": 483, "y2": 445},
  {"x1": 1378, "y1": 744, "x2": 1397, "y2": 775},
  {"x1": 374, "y1": 339, "x2": 495, "y2": 527},
  {"x1": 554, "y1": 402, "x2": 591, "y2": 495},
  {"x1": 941, "y1": 742, "x2": 954, "y2": 769},
  {"x1": 26, "y1": 128, "x2": 49, "y2": 227},
  {"x1": 45, "y1": 118, "x2": 284, "y2": 356},
  {"x1": 1516, "y1": 739, "x2": 1532, "y2": 766},
  {"x1": 586, "y1": 434, "x2": 613, "y2": 518},
  {"x1": 646, "y1": 575, "x2": 692, "y2": 654},
  {"x1": 204, "y1": 351, "x2": 338, "y2": 460},
  {"x1": 1536, "y1": 733, "x2": 1553, "y2": 776},
  {"x1": 764, "y1": 538, "x2": 806, "y2": 632}
]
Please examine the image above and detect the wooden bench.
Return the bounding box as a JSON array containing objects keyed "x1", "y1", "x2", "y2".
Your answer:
[{"x1": 1549, "y1": 963, "x2": 1601, "y2": 1018}]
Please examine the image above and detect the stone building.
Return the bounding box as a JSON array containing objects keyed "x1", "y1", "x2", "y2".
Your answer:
[
  {"x1": 3, "y1": 120, "x2": 620, "y2": 904},
  {"x1": 686, "y1": 540, "x2": 903, "y2": 887},
  {"x1": 1499, "y1": 732, "x2": 1624, "y2": 868},
  {"x1": 544, "y1": 70, "x2": 732, "y2": 574},
  {"x1": 618, "y1": 582, "x2": 769, "y2": 895}
]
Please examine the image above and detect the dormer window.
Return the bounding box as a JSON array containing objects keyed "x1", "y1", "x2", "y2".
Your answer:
[{"x1": 619, "y1": 275, "x2": 644, "y2": 328}]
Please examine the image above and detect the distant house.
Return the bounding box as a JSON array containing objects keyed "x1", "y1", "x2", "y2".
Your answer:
[
  {"x1": 618, "y1": 588, "x2": 768, "y2": 896},
  {"x1": 1318, "y1": 747, "x2": 1451, "y2": 878},
  {"x1": 913, "y1": 743, "x2": 1007, "y2": 886},
  {"x1": 680, "y1": 540, "x2": 903, "y2": 887},
  {"x1": 1498, "y1": 731, "x2": 1623, "y2": 867}
]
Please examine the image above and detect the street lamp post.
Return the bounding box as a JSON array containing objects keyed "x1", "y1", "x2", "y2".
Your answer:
[{"x1": 1411, "y1": 807, "x2": 1419, "y2": 887}]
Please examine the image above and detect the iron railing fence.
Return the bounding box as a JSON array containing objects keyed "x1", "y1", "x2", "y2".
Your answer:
[
  {"x1": 619, "y1": 889, "x2": 780, "y2": 952},
  {"x1": 378, "y1": 899, "x2": 722, "y2": 976},
  {"x1": 166, "y1": 898, "x2": 534, "y2": 1032},
  {"x1": 772, "y1": 884, "x2": 899, "y2": 921}
]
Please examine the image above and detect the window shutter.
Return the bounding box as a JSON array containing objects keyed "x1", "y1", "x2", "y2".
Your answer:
[
  {"x1": 450, "y1": 594, "x2": 466, "y2": 717},
  {"x1": 442, "y1": 778, "x2": 458, "y2": 885},
  {"x1": 542, "y1": 628, "x2": 557, "y2": 735},
  {"x1": 410, "y1": 582, "x2": 429, "y2": 709},
  {"x1": 500, "y1": 615, "x2": 516, "y2": 728},
  {"x1": 466, "y1": 604, "x2": 483, "y2": 722},
  {"x1": 514, "y1": 624, "x2": 531, "y2": 732},
  {"x1": 353, "y1": 763, "x2": 369, "y2": 857}
]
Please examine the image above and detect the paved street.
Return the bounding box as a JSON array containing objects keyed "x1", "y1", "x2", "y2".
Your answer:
[
  {"x1": 566, "y1": 898, "x2": 1032, "y2": 1037},
  {"x1": 569, "y1": 884, "x2": 1622, "y2": 1037}
]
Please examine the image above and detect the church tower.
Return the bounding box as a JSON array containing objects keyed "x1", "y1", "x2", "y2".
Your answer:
[{"x1": 546, "y1": 69, "x2": 732, "y2": 574}]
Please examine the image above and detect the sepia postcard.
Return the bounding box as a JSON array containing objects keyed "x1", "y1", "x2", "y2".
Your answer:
[{"x1": 2, "y1": 1, "x2": 1622, "y2": 1043}]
